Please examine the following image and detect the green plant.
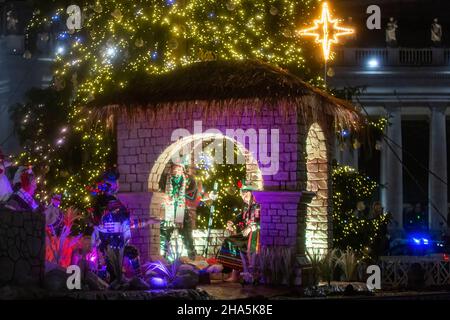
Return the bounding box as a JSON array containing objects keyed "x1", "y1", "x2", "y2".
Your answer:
[
  {"x1": 319, "y1": 249, "x2": 339, "y2": 285},
  {"x1": 144, "y1": 259, "x2": 180, "y2": 285},
  {"x1": 106, "y1": 245, "x2": 125, "y2": 282},
  {"x1": 338, "y1": 248, "x2": 359, "y2": 282},
  {"x1": 306, "y1": 248, "x2": 340, "y2": 286},
  {"x1": 252, "y1": 247, "x2": 295, "y2": 286},
  {"x1": 306, "y1": 249, "x2": 323, "y2": 285}
]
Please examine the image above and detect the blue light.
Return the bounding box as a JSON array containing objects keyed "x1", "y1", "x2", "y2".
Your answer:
[
  {"x1": 367, "y1": 58, "x2": 379, "y2": 68},
  {"x1": 150, "y1": 51, "x2": 158, "y2": 60},
  {"x1": 340, "y1": 129, "x2": 350, "y2": 138},
  {"x1": 58, "y1": 32, "x2": 69, "y2": 40},
  {"x1": 410, "y1": 234, "x2": 431, "y2": 246},
  {"x1": 51, "y1": 14, "x2": 60, "y2": 22},
  {"x1": 166, "y1": 0, "x2": 175, "y2": 5}
]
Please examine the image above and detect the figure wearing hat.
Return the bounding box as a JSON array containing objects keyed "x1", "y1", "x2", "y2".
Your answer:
[
  {"x1": 91, "y1": 168, "x2": 142, "y2": 281},
  {"x1": 4, "y1": 166, "x2": 40, "y2": 212},
  {"x1": 0, "y1": 149, "x2": 12, "y2": 202},
  {"x1": 218, "y1": 182, "x2": 261, "y2": 282},
  {"x1": 161, "y1": 158, "x2": 200, "y2": 258},
  {"x1": 44, "y1": 194, "x2": 64, "y2": 236}
]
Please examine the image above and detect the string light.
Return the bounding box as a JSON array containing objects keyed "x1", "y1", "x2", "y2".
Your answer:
[
  {"x1": 332, "y1": 165, "x2": 390, "y2": 258},
  {"x1": 20, "y1": 0, "x2": 320, "y2": 226}
]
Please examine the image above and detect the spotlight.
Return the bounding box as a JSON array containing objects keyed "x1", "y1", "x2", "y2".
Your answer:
[
  {"x1": 56, "y1": 46, "x2": 65, "y2": 55},
  {"x1": 367, "y1": 58, "x2": 379, "y2": 68}
]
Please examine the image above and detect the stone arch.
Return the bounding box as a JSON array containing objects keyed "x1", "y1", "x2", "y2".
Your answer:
[
  {"x1": 305, "y1": 122, "x2": 330, "y2": 254},
  {"x1": 146, "y1": 133, "x2": 264, "y2": 258},
  {"x1": 148, "y1": 133, "x2": 263, "y2": 193}
]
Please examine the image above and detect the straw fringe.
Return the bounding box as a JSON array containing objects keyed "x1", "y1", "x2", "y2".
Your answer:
[{"x1": 88, "y1": 60, "x2": 362, "y2": 130}]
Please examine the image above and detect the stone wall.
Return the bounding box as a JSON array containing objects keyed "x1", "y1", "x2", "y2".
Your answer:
[
  {"x1": 0, "y1": 210, "x2": 46, "y2": 287},
  {"x1": 116, "y1": 97, "x2": 336, "y2": 260}
]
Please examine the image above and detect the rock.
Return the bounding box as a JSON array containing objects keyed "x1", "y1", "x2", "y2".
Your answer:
[
  {"x1": 0, "y1": 257, "x2": 14, "y2": 284},
  {"x1": 206, "y1": 264, "x2": 223, "y2": 274},
  {"x1": 109, "y1": 278, "x2": 130, "y2": 291},
  {"x1": 85, "y1": 271, "x2": 109, "y2": 291},
  {"x1": 0, "y1": 285, "x2": 47, "y2": 300},
  {"x1": 178, "y1": 263, "x2": 199, "y2": 275},
  {"x1": 44, "y1": 267, "x2": 70, "y2": 291},
  {"x1": 0, "y1": 210, "x2": 45, "y2": 287},
  {"x1": 172, "y1": 270, "x2": 199, "y2": 289},
  {"x1": 45, "y1": 261, "x2": 60, "y2": 273},
  {"x1": 128, "y1": 277, "x2": 151, "y2": 290},
  {"x1": 343, "y1": 284, "x2": 356, "y2": 296}
]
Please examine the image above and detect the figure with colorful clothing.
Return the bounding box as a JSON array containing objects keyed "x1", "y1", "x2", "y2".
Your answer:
[
  {"x1": 161, "y1": 161, "x2": 195, "y2": 258},
  {"x1": 218, "y1": 184, "x2": 261, "y2": 282},
  {"x1": 4, "y1": 167, "x2": 40, "y2": 213},
  {"x1": 91, "y1": 169, "x2": 142, "y2": 281},
  {"x1": 44, "y1": 194, "x2": 64, "y2": 236}
]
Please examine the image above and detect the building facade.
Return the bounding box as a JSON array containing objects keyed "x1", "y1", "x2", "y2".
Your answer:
[{"x1": 330, "y1": 47, "x2": 450, "y2": 236}]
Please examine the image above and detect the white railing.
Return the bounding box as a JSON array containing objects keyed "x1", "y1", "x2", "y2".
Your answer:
[
  {"x1": 380, "y1": 256, "x2": 450, "y2": 288},
  {"x1": 334, "y1": 47, "x2": 450, "y2": 66}
]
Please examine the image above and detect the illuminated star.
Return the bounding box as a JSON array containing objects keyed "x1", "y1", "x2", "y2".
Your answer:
[{"x1": 298, "y1": 2, "x2": 354, "y2": 61}]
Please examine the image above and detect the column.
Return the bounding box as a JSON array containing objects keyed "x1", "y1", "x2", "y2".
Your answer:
[
  {"x1": 383, "y1": 106, "x2": 403, "y2": 232},
  {"x1": 428, "y1": 106, "x2": 448, "y2": 233}
]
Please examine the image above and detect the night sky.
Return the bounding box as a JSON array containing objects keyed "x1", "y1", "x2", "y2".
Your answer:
[{"x1": 334, "y1": 0, "x2": 450, "y2": 47}]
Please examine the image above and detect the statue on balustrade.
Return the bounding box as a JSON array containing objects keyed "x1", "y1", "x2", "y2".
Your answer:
[
  {"x1": 431, "y1": 18, "x2": 443, "y2": 47},
  {"x1": 385, "y1": 17, "x2": 398, "y2": 47}
]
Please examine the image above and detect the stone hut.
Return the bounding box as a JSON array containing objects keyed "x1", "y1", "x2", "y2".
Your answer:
[{"x1": 90, "y1": 60, "x2": 361, "y2": 262}]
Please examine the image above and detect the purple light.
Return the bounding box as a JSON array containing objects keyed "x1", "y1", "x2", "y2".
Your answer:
[{"x1": 150, "y1": 277, "x2": 167, "y2": 289}]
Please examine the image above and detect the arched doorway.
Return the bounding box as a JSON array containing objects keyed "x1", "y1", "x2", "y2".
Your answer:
[
  {"x1": 305, "y1": 123, "x2": 330, "y2": 255},
  {"x1": 147, "y1": 133, "x2": 263, "y2": 258}
]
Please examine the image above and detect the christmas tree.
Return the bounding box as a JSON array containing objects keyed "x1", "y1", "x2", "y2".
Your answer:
[
  {"x1": 194, "y1": 145, "x2": 246, "y2": 230},
  {"x1": 332, "y1": 165, "x2": 390, "y2": 258},
  {"x1": 14, "y1": 0, "x2": 321, "y2": 226}
]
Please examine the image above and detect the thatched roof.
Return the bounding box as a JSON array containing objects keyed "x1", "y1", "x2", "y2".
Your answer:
[{"x1": 90, "y1": 60, "x2": 362, "y2": 128}]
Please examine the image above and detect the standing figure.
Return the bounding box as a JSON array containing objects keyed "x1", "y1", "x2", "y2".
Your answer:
[
  {"x1": 44, "y1": 194, "x2": 64, "y2": 236},
  {"x1": 183, "y1": 166, "x2": 204, "y2": 259},
  {"x1": 161, "y1": 161, "x2": 190, "y2": 258},
  {"x1": 218, "y1": 184, "x2": 261, "y2": 282},
  {"x1": 91, "y1": 169, "x2": 142, "y2": 281},
  {"x1": 0, "y1": 150, "x2": 12, "y2": 202},
  {"x1": 386, "y1": 17, "x2": 398, "y2": 47},
  {"x1": 431, "y1": 18, "x2": 443, "y2": 46},
  {"x1": 4, "y1": 167, "x2": 39, "y2": 212}
]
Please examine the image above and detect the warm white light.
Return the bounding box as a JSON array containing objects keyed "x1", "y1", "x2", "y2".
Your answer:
[{"x1": 298, "y1": 2, "x2": 354, "y2": 62}]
